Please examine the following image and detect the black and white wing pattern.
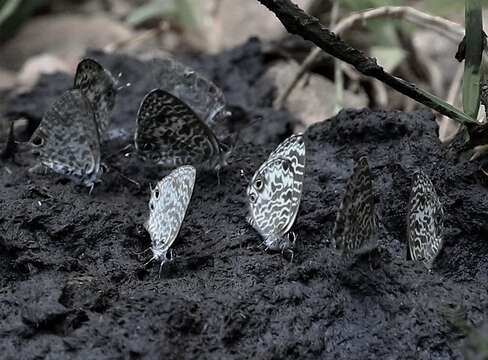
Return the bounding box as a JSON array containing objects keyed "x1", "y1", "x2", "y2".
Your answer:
[
  {"x1": 74, "y1": 58, "x2": 117, "y2": 138},
  {"x1": 333, "y1": 156, "x2": 378, "y2": 255},
  {"x1": 29, "y1": 89, "x2": 101, "y2": 187},
  {"x1": 134, "y1": 89, "x2": 230, "y2": 170},
  {"x1": 145, "y1": 166, "x2": 196, "y2": 267},
  {"x1": 407, "y1": 171, "x2": 444, "y2": 269},
  {"x1": 156, "y1": 57, "x2": 227, "y2": 128},
  {"x1": 247, "y1": 134, "x2": 306, "y2": 251}
]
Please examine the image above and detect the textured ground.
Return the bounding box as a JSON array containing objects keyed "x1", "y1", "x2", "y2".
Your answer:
[{"x1": 1, "y1": 40, "x2": 488, "y2": 359}]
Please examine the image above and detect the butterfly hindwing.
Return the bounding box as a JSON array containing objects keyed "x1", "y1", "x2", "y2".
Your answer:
[
  {"x1": 407, "y1": 171, "x2": 444, "y2": 268},
  {"x1": 30, "y1": 89, "x2": 101, "y2": 186},
  {"x1": 333, "y1": 156, "x2": 377, "y2": 255},
  {"x1": 134, "y1": 89, "x2": 221, "y2": 168},
  {"x1": 156, "y1": 57, "x2": 227, "y2": 127},
  {"x1": 247, "y1": 134, "x2": 306, "y2": 250},
  {"x1": 145, "y1": 166, "x2": 196, "y2": 265},
  {"x1": 74, "y1": 58, "x2": 117, "y2": 138}
]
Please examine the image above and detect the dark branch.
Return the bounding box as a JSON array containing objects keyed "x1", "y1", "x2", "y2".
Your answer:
[{"x1": 257, "y1": 0, "x2": 477, "y2": 125}]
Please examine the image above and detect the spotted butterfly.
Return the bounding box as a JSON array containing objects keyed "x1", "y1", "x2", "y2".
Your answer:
[
  {"x1": 145, "y1": 165, "x2": 196, "y2": 269},
  {"x1": 247, "y1": 134, "x2": 306, "y2": 251},
  {"x1": 407, "y1": 171, "x2": 444, "y2": 269},
  {"x1": 74, "y1": 58, "x2": 118, "y2": 139},
  {"x1": 333, "y1": 156, "x2": 378, "y2": 255},
  {"x1": 155, "y1": 57, "x2": 227, "y2": 128},
  {"x1": 134, "y1": 89, "x2": 231, "y2": 170},
  {"x1": 29, "y1": 89, "x2": 101, "y2": 187}
]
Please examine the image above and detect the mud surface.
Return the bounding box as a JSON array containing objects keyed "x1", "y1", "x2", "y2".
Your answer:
[{"x1": 1, "y1": 40, "x2": 488, "y2": 359}]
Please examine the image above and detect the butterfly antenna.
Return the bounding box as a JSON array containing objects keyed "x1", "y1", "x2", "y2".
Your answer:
[
  {"x1": 108, "y1": 163, "x2": 141, "y2": 191},
  {"x1": 104, "y1": 143, "x2": 133, "y2": 161},
  {"x1": 240, "y1": 169, "x2": 250, "y2": 183},
  {"x1": 117, "y1": 82, "x2": 131, "y2": 91}
]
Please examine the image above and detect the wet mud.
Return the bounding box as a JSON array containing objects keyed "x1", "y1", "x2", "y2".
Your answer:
[{"x1": 1, "y1": 40, "x2": 487, "y2": 359}]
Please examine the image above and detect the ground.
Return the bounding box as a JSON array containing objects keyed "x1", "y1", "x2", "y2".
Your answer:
[{"x1": 1, "y1": 40, "x2": 487, "y2": 360}]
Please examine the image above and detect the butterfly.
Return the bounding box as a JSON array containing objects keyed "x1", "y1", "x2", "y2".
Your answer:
[
  {"x1": 407, "y1": 170, "x2": 444, "y2": 269},
  {"x1": 247, "y1": 134, "x2": 306, "y2": 251},
  {"x1": 73, "y1": 58, "x2": 118, "y2": 139},
  {"x1": 29, "y1": 89, "x2": 101, "y2": 187},
  {"x1": 155, "y1": 57, "x2": 227, "y2": 128},
  {"x1": 144, "y1": 165, "x2": 196, "y2": 270},
  {"x1": 333, "y1": 156, "x2": 378, "y2": 255},
  {"x1": 134, "y1": 89, "x2": 231, "y2": 170}
]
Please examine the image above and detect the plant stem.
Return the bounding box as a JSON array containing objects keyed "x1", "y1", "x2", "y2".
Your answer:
[
  {"x1": 257, "y1": 0, "x2": 478, "y2": 125},
  {"x1": 462, "y1": 0, "x2": 483, "y2": 119}
]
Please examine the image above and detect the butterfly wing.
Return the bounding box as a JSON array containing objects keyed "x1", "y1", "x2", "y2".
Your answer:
[
  {"x1": 74, "y1": 58, "x2": 117, "y2": 138},
  {"x1": 155, "y1": 57, "x2": 227, "y2": 127},
  {"x1": 145, "y1": 166, "x2": 196, "y2": 262},
  {"x1": 134, "y1": 89, "x2": 221, "y2": 168},
  {"x1": 407, "y1": 171, "x2": 444, "y2": 268},
  {"x1": 247, "y1": 135, "x2": 306, "y2": 249},
  {"x1": 333, "y1": 156, "x2": 377, "y2": 255},
  {"x1": 267, "y1": 134, "x2": 306, "y2": 234},
  {"x1": 30, "y1": 89, "x2": 101, "y2": 186}
]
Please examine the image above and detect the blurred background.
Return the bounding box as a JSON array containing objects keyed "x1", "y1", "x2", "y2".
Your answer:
[{"x1": 0, "y1": 0, "x2": 486, "y2": 138}]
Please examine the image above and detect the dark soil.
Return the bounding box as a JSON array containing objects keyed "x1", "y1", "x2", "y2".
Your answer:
[{"x1": 1, "y1": 40, "x2": 488, "y2": 360}]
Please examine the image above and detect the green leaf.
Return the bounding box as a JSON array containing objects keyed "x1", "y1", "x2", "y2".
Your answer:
[
  {"x1": 371, "y1": 46, "x2": 406, "y2": 73},
  {"x1": 0, "y1": 0, "x2": 45, "y2": 43},
  {"x1": 174, "y1": 0, "x2": 202, "y2": 32},
  {"x1": 126, "y1": 0, "x2": 174, "y2": 27},
  {"x1": 462, "y1": 0, "x2": 483, "y2": 119}
]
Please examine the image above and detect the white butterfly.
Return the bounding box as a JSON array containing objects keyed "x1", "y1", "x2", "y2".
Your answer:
[
  {"x1": 144, "y1": 166, "x2": 196, "y2": 271},
  {"x1": 247, "y1": 134, "x2": 306, "y2": 251}
]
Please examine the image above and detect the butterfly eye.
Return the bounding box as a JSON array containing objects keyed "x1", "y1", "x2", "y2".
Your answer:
[
  {"x1": 150, "y1": 203, "x2": 154, "y2": 211},
  {"x1": 249, "y1": 193, "x2": 257, "y2": 203},
  {"x1": 155, "y1": 189, "x2": 160, "y2": 199},
  {"x1": 255, "y1": 177, "x2": 263, "y2": 190},
  {"x1": 31, "y1": 136, "x2": 44, "y2": 147}
]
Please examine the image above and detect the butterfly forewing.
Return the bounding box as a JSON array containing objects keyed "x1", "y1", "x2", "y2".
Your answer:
[
  {"x1": 156, "y1": 57, "x2": 227, "y2": 127},
  {"x1": 247, "y1": 134, "x2": 306, "y2": 250},
  {"x1": 134, "y1": 89, "x2": 222, "y2": 169},
  {"x1": 407, "y1": 171, "x2": 444, "y2": 268},
  {"x1": 333, "y1": 156, "x2": 377, "y2": 255},
  {"x1": 74, "y1": 58, "x2": 117, "y2": 138},
  {"x1": 145, "y1": 166, "x2": 196, "y2": 264},
  {"x1": 30, "y1": 89, "x2": 101, "y2": 186}
]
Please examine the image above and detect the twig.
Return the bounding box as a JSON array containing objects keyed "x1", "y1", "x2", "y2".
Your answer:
[
  {"x1": 275, "y1": 0, "x2": 339, "y2": 110},
  {"x1": 257, "y1": 0, "x2": 476, "y2": 125},
  {"x1": 278, "y1": 4, "x2": 466, "y2": 111},
  {"x1": 438, "y1": 64, "x2": 464, "y2": 143},
  {"x1": 104, "y1": 22, "x2": 168, "y2": 53}
]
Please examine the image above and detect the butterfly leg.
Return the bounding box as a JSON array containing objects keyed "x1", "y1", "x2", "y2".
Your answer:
[
  {"x1": 144, "y1": 256, "x2": 156, "y2": 267},
  {"x1": 282, "y1": 247, "x2": 294, "y2": 263},
  {"x1": 133, "y1": 247, "x2": 152, "y2": 256},
  {"x1": 289, "y1": 231, "x2": 297, "y2": 247}
]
